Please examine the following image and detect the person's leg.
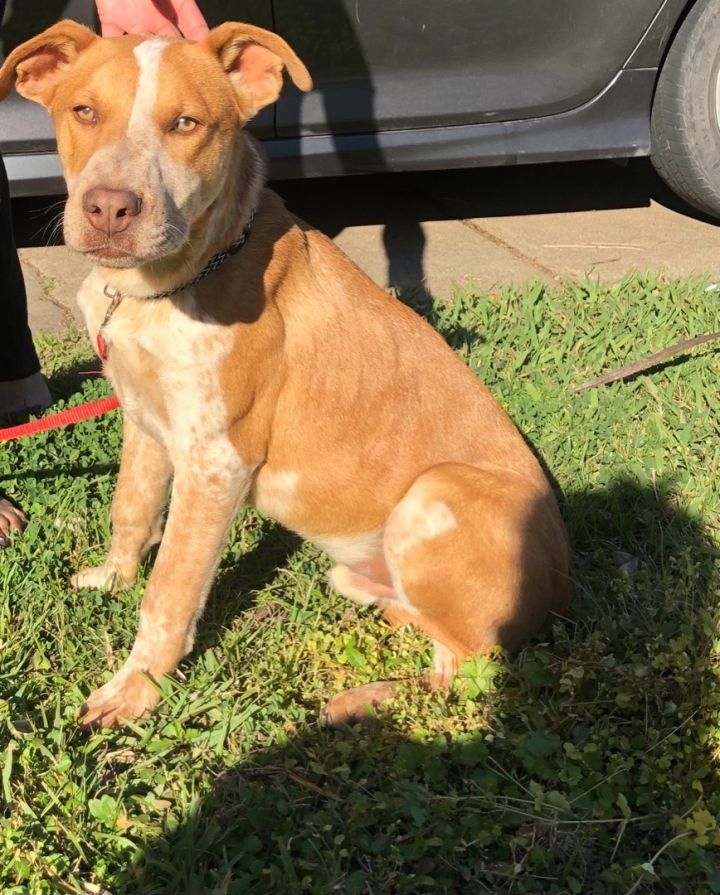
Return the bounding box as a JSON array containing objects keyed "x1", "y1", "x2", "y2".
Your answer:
[
  {"x1": 0, "y1": 151, "x2": 51, "y2": 414},
  {"x1": 0, "y1": 152, "x2": 52, "y2": 545}
]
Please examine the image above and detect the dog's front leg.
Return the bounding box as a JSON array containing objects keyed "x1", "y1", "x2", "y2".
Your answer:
[
  {"x1": 78, "y1": 461, "x2": 249, "y2": 728},
  {"x1": 71, "y1": 415, "x2": 172, "y2": 591}
]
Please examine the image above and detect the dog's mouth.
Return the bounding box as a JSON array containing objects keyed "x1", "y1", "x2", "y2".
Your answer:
[
  {"x1": 82, "y1": 244, "x2": 141, "y2": 268},
  {"x1": 65, "y1": 195, "x2": 189, "y2": 269},
  {"x1": 77, "y1": 230, "x2": 186, "y2": 268},
  {"x1": 90, "y1": 245, "x2": 133, "y2": 261}
]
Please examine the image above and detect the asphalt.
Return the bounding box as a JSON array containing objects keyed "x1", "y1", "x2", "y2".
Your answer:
[{"x1": 13, "y1": 159, "x2": 720, "y2": 335}]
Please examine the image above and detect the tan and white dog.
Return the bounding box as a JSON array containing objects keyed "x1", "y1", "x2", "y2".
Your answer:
[{"x1": 0, "y1": 21, "x2": 572, "y2": 727}]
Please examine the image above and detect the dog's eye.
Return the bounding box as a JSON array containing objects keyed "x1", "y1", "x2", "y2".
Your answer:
[
  {"x1": 172, "y1": 116, "x2": 199, "y2": 134},
  {"x1": 73, "y1": 105, "x2": 97, "y2": 125}
]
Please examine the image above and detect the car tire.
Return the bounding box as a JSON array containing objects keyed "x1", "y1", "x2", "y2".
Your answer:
[{"x1": 651, "y1": 0, "x2": 720, "y2": 218}]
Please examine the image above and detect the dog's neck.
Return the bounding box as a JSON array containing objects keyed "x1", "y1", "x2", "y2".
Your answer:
[{"x1": 95, "y1": 132, "x2": 265, "y2": 301}]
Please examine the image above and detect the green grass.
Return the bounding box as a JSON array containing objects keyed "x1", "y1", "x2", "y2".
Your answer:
[{"x1": 3, "y1": 273, "x2": 720, "y2": 893}]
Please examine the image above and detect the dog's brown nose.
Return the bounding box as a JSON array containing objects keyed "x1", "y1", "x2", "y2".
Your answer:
[{"x1": 82, "y1": 188, "x2": 142, "y2": 235}]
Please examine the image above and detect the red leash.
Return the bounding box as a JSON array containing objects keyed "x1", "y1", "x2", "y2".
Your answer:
[{"x1": 0, "y1": 395, "x2": 120, "y2": 442}]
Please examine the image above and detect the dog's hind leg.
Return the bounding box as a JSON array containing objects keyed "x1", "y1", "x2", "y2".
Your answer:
[
  {"x1": 323, "y1": 557, "x2": 406, "y2": 727},
  {"x1": 383, "y1": 461, "x2": 572, "y2": 667},
  {"x1": 323, "y1": 462, "x2": 571, "y2": 726},
  {"x1": 328, "y1": 562, "x2": 396, "y2": 606},
  {"x1": 71, "y1": 416, "x2": 171, "y2": 592}
]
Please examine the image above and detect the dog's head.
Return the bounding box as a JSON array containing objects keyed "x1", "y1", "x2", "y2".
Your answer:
[{"x1": 0, "y1": 21, "x2": 311, "y2": 268}]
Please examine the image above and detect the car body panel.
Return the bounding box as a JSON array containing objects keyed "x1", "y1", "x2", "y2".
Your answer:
[
  {"x1": 625, "y1": 0, "x2": 691, "y2": 67},
  {"x1": 268, "y1": 69, "x2": 656, "y2": 179},
  {"x1": 273, "y1": 0, "x2": 665, "y2": 135},
  {"x1": 0, "y1": 0, "x2": 696, "y2": 195}
]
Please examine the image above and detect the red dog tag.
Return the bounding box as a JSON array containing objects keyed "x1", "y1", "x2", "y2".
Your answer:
[{"x1": 96, "y1": 332, "x2": 107, "y2": 361}]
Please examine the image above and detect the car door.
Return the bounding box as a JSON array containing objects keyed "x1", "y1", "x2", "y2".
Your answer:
[{"x1": 273, "y1": 0, "x2": 666, "y2": 137}]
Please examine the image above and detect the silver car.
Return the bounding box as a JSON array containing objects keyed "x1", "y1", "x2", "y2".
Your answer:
[{"x1": 2, "y1": 0, "x2": 720, "y2": 218}]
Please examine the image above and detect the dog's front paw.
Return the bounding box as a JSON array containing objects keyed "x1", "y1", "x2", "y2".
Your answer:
[
  {"x1": 71, "y1": 562, "x2": 133, "y2": 592},
  {"x1": 78, "y1": 666, "x2": 160, "y2": 728}
]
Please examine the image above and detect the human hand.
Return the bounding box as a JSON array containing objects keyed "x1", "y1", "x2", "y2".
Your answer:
[{"x1": 96, "y1": 0, "x2": 209, "y2": 39}]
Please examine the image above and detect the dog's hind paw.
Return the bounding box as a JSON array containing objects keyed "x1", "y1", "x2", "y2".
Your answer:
[
  {"x1": 70, "y1": 562, "x2": 132, "y2": 592},
  {"x1": 321, "y1": 681, "x2": 399, "y2": 728}
]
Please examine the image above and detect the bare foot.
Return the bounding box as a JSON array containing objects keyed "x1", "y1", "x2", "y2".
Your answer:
[{"x1": 0, "y1": 498, "x2": 26, "y2": 547}]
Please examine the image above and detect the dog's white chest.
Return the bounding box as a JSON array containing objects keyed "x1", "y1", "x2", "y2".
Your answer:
[{"x1": 76, "y1": 273, "x2": 246, "y2": 477}]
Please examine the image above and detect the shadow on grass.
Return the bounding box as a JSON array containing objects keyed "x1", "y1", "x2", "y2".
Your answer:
[
  {"x1": 0, "y1": 351, "x2": 112, "y2": 498},
  {"x1": 0, "y1": 463, "x2": 117, "y2": 489},
  {"x1": 107, "y1": 478, "x2": 720, "y2": 894},
  {"x1": 195, "y1": 519, "x2": 302, "y2": 653},
  {"x1": 46, "y1": 355, "x2": 103, "y2": 403}
]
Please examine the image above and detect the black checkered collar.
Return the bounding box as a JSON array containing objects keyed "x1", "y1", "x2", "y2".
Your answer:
[
  {"x1": 101, "y1": 207, "x2": 256, "y2": 305},
  {"x1": 95, "y1": 207, "x2": 256, "y2": 361}
]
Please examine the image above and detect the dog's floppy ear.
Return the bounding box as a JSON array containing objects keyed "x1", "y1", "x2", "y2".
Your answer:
[
  {"x1": 0, "y1": 20, "x2": 98, "y2": 107},
  {"x1": 203, "y1": 22, "x2": 312, "y2": 120}
]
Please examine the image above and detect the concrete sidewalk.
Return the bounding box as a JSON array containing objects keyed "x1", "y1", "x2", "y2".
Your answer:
[{"x1": 17, "y1": 160, "x2": 720, "y2": 335}]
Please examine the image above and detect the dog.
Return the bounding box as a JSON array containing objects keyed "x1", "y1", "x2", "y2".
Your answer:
[{"x1": 0, "y1": 21, "x2": 572, "y2": 727}]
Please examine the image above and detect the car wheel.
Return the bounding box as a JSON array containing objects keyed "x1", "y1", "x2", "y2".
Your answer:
[{"x1": 651, "y1": 0, "x2": 720, "y2": 218}]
